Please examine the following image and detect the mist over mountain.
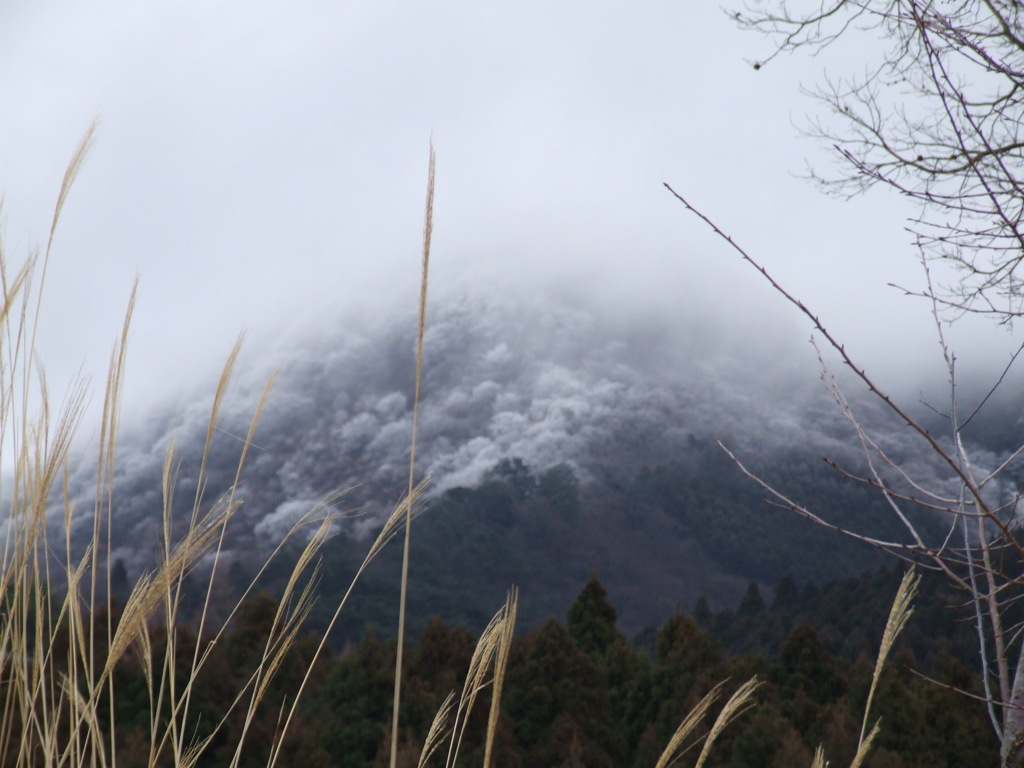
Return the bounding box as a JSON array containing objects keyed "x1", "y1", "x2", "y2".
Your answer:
[{"x1": 58, "y1": 286, "x2": 1024, "y2": 635}]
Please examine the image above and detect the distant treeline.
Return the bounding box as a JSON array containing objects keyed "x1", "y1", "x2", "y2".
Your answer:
[{"x1": 91, "y1": 571, "x2": 995, "y2": 768}]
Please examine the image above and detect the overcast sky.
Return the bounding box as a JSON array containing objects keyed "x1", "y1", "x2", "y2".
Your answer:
[{"x1": 2, "y1": 0, "x2": 1013, "y2": 430}]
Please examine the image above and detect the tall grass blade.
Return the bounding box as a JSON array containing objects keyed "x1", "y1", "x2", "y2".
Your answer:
[
  {"x1": 849, "y1": 720, "x2": 880, "y2": 768},
  {"x1": 266, "y1": 480, "x2": 429, "y2": 768},
  {"x1": 390, "y1": 141, "x2": 435, "y2": 768}
]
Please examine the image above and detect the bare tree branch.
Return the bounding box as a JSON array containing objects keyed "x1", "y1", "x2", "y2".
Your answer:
[
  {"x1": 738, "y1": 0, "x2": 1024, "y2": 315},
  {"x1": 665, "y1": 184, "x2": 1024, "y2": 764}
]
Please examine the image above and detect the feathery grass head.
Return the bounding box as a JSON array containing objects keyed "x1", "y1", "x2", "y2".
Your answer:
[
  {"x1": 860, "y1": 567, "x2": 919, "y2": 746},
  {"x1": 418, "y1": 691, "x2": 456, "y2": 768},
  {"x1": 694, "y1": 677, "x2": 760, "y2": 768},
  {"x1": 654, "y1": 682, "x2": 725, "y2": 768},
  {"x1": 414, "y1": 587, "x2": 518, "y2": 768},
  {"x1": 654, "y1": 676, "x2": 760, "y2": 768},
  {"x1": 810, "y1": 568, "x2": 918, "y2": 768},
  {"x1": 390, "y1": 142, "x2": 436, "y2": 768}
]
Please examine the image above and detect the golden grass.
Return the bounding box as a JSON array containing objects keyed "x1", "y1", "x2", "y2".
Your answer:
[
  {"x1": 0, "y1": 130, "x2": 436, "y2": 768},
  {"x1": 859, "y1": 567, "x2": 919, "y2": 746},
  {"x1": 693, "y1": 677, "x2": 761, "y2": 768},
  {"x1": 391, "y1": 141, "x2": 435, "y2": 768},
  {"x1": 650, "y1": 676, "x2": 760, "y2": 768},
  {"x1": 440, "y1": 588, "x2": 517, "y2": 768},
  {"x1": 653, "y1": 680, "x2": 728, "y2": 768},
  {"x1": 816, "y1": 567, "x2": 920, "y2": 768}
]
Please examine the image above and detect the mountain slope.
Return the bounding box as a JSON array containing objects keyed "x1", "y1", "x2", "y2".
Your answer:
[{"x1": 60, "y1": 289, "x2": 1014, "y2": 638}]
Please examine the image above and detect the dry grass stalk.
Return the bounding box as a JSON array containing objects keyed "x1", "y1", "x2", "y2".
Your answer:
[
  {"x1": 654, "y1": 681, "x2": 725, "y2": 768},
  {"x1": 481, "y1": 585, "x2": 516, "y2": 768},
  {"x1": 809, "y1": 568, "x2": 918, "y2": 768},
  {"x1": 451, "y1": 588, "x2": 517, "y2": 768},
  {"x1": 418, "y1": 691, "x2": 456, "y2": 768},
  {"x1": 390, "y1": 142, "x2": 436, "y2": 768},
  {"x1": 849, "y1": 721, "x2": 880, "y2": 768},
  {"x1": 266, "y1": 480, "x2": 429, "y2": 768},
  {"x1": 859, "y1": 568, "x2": 919, "y2": 746},
  {"x1": 413, "y1": 587, "x2": 517, "y2": 768},
  {"x1": 642, "y1": 677, "x2": 763, "y2": 768},
  {"x1": 693, "y1": 677, "x2": 760, "y2": 768}
]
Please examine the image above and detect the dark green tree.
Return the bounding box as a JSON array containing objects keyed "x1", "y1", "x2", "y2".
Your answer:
[
  {"x1": 506, "y1": 619, "x2": 614, "y2": 768},
  {"x1": 648, "y1": 611, "x2": 725, "y2": 751},
  {"x1": 567, "y1": 575, "x2": 618, "y2": 658},
  {"x1": 315, "y1": 629, "x2": 394, "y2": 768}
]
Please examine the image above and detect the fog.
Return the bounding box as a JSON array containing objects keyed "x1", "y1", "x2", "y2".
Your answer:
[
  {"x1": 5, "y1": 0, "x2": 1011, "y2": 431},
  {"x1": 37, "y1": 275, "x2": 1012, "y2": 583}
]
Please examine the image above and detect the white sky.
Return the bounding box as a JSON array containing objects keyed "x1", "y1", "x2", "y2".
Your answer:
[{"x1": 1, "y1": 0, "x2": 1012, "y2": 427}]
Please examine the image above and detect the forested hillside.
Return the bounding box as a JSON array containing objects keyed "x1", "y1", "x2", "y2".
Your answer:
[
  {"x1": 93, "y1": 573, "x2": 997, "y2": 768},
  {"x1": 77, "y1": 292, "x2": 1006, "y2": 645},
  {"x1": 179, "y1": 442, "x2": 926, "y2": 645}
]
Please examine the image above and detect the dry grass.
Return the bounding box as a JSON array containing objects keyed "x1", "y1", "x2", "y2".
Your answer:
[
  {"x1": 816, "y1": 567, "x2": 920, "y2": 768},
  {"x1": 417, "y1": 588, "x2": 517, "y2": 768},
  {"x1": 0, "y1": 131, "x2": 435, "y2": 768},
  {"x1": 390, "y1": 142, "x2": 435, "y2": 768}
]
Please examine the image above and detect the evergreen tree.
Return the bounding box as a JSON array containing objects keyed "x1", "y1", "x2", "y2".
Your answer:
[
  {"x1": 316, "y1": 629, "x2": 394, "y2": 768},
  {"x1": 567, "y1": 575, "x2": 652, "y2": 764},
  {"x1": 648, "y1": 611, "x2": 725, "y2": 749},
  {"x1": 567, "y1": 574, "x2": 618, "y2": 658},
  {"x1": 506, "y1": 620, "x2": 615, "y2": 768}
]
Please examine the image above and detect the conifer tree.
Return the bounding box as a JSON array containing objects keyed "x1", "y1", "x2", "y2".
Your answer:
[{"x1": 567, "y1": 574, "x2": 619, "y2": 658}]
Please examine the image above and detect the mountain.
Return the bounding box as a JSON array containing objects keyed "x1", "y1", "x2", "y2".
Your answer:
[{"x1": 57, "y1": 288, "x2": 1022, "y2": 641}]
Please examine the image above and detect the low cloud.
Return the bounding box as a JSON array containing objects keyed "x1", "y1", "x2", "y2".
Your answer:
[{"x1": 48, "y1": 283, "x2": 1023, "y2": 575}]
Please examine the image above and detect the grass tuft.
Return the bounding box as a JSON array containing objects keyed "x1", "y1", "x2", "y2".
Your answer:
[{"x1": 0, "y1": 129, "x2": 444, "y2": 768}]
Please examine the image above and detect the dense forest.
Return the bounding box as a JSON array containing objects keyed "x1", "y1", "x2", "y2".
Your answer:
[{"x1": 89, "y1": 570, "x2": 997, "y2": 768}]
